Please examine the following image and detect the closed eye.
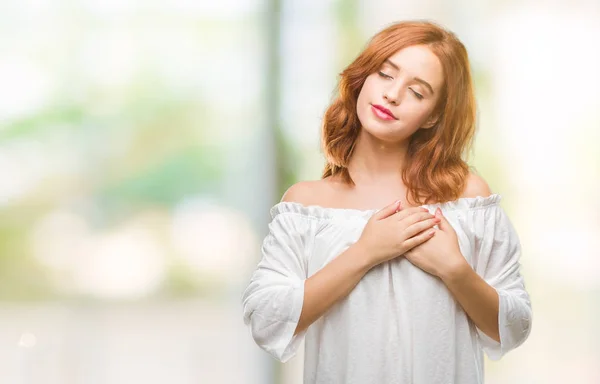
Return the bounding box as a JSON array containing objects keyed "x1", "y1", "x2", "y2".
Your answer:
[
  {"x1": 379, "y1": 71, "x2": 424, "y2": 100},
  {"x1": 409, "y1": 88, "x2": 423, "y2": 100}
]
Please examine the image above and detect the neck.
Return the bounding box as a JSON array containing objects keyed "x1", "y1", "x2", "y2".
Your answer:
[{"x1": 346, "y1": 129, "x2": 410, "y2": 185}]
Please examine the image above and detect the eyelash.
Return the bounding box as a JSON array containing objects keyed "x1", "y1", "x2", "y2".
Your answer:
[{"x1": 378, "y1": 71, "x2": 424, "y2": 100}]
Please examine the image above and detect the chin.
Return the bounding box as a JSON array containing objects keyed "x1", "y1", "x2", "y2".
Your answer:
[
  {"x1": 361, "y1": 123, "x2": 407, "y2": 143},
  {"x1": 357, "y1": 105, "x2": 415, "y2": 143}
]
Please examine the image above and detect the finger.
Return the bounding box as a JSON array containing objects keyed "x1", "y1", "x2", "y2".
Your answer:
[
  {"x1": 396, "y1": 211, "x2": 436, "y2": 229},
  {"x1": 395, "y1": 200, "x2": 403, "y2": 213},
  {"x1": 403, "y1": 217, "x2": 439, "y2": 239},
  {"x1": 393, "y1": 206, "x2": 431, "y2": 221},
  {"x1": 435, "y1": 208, "x2": 452, "y2": 232},
  {"x1": 373, "y1": 199, "x2": 402, "y2": 220},
  {"x1": 402, "y1": 226, "x2": 436, "y2": 251}
]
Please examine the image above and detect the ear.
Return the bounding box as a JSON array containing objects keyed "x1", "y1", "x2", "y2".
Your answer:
[{"x1": 421, "y1": 114, "x2": 439, "y2": 129}]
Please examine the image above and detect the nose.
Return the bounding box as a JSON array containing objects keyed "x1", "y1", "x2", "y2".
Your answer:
[
  {"x1": 383, "y1": 92, "x2": 398, "y2": 105},
  {"x1": 383, "y1": 81, "x2": 403, "y2": 106}
]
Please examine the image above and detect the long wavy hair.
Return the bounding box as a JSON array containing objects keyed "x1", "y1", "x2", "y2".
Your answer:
[{"x1": 321, "y1": 20, "x2": 477, "y2": 205}]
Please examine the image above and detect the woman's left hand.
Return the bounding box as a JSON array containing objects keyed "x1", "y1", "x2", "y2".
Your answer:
[{"x1": 404, "y1": 207, "x2": 468, "y2": 279}]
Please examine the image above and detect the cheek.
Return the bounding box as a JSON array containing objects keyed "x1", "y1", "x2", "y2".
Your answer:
[
  {"x1": 356, "y1": 79, "x2": 376, "y2": 117},
  {"x1": 357, "y1": 78, "x2": 375, "y2": 104},
  {"x1": 400, "y1": 102, "x2": 435, "y2": 123}
]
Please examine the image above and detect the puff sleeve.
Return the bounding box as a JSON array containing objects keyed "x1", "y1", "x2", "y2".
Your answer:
[
  {"x1": 242, "y1": 208, "x2": 314, "y2": 362},
  {"x1": 469, "y1": 202, "x2": 533, "y2": 360}
]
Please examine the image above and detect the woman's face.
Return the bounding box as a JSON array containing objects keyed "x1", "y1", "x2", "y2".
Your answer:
[{"x1": 356, "y1": 44, "x2": 444, "y2": 142}]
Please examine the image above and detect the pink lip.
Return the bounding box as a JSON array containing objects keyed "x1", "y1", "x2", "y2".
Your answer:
[{"x1": 371, "y1": 104, "x2": 397, "y2": 120}]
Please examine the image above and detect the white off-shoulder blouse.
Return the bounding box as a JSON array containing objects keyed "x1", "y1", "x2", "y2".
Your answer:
[{"x1": 242, "y1": 194, "x2": 532, "y2": 384}]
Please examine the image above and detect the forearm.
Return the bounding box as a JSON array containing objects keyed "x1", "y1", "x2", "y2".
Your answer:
[
  {"x1": 294, "y1": 243, "x2": 372, "y2": 336},
  {"x1": 441, "y1": 260, "x2": 500, "y2": 342}
]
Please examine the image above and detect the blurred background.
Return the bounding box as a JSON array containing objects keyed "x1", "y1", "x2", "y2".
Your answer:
[{"x1": 0, "y1": 0, "x2": 598, "y2": 383}]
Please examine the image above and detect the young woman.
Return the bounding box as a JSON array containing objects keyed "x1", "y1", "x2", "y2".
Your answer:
[{"x1": 242, "y1": 20, "x2": 532, "y2": 383}]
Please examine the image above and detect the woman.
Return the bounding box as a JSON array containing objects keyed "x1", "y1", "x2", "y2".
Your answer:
[{"x1": 242, "y1": 20, "x2": 532, "y2": 383}]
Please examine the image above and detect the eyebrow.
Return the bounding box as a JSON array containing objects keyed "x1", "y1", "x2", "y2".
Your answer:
[{"x1": 384, "y1": 59, "x2": 435, "y2": 95}]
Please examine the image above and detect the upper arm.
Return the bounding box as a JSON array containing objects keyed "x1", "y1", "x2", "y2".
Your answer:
[
  {"x1": 462, "y1": 171, "x2": 493, "y2": 198},
  {"x1": 281, "y1": 180, "x2": 323, "y2": 205},
  {"x1": 472, "y1": 204, "x2": 532, "y2": 358}
]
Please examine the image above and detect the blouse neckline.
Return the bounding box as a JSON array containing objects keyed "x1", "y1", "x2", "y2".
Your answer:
[{"x1": 270, "y1": 194, "x2": 502, "y2": 220}]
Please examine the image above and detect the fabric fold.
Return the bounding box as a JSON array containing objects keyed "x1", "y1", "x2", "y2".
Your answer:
[
  {"x1": 468, "y1": 202, "x2": 533, "y2": 360},
  {"x1": 242, "y1": 211, "x2": 314, "y2": 362}
]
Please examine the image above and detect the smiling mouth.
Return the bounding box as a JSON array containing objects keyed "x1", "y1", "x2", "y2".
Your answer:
[{"x1": 371, "y1": 104, "x2": 397, "y2": 120}]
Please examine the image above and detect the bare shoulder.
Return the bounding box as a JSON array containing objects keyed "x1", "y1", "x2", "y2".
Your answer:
[
  {"x1": 280, "y1": 178, "x2": 339, "y2": 206},
  {"x1": 462, "y1": 171, "x2": 493, "y2": 198}
]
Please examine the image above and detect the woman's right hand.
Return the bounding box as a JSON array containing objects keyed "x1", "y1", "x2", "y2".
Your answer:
[{"x1": 356, "y1": 200, "x2": 440, "y2": 268}]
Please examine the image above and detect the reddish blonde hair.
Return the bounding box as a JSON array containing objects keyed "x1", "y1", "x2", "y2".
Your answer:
[{"x1": 321, "y1": 20, "x2": 477, "y2": 205}]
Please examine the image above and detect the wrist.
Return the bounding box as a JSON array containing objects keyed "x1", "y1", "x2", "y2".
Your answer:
[
  {"x1": 439, "y1": 257, "x2": 471, "y2": 284},
  {"x1": 349, "y1": 240, "x2": 377, "y2": 272}
]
